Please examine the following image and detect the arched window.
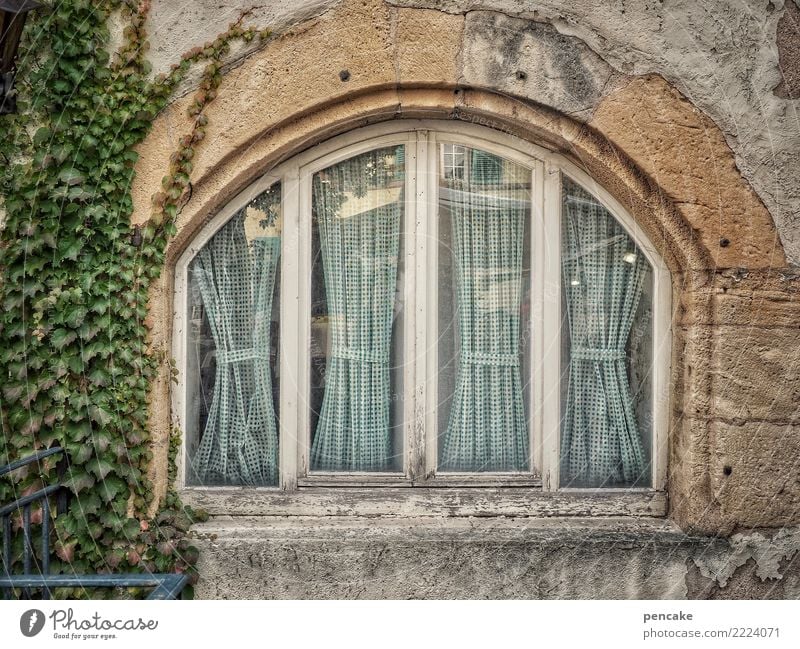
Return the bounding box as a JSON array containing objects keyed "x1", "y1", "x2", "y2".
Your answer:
[{"x1": 174, "y1": 121, "x2": 670, "y2": 503}]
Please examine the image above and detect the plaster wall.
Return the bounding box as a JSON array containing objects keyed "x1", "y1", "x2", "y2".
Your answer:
[
  {"x1": 144, "y1": 0, "x2": 800, "y2": 265},
  {"x1": 129, "y1": 0, "x2": 800, "y2": 598},
  {"x1": 190, "y1": 517, "x2": 800, "y2": 599}
]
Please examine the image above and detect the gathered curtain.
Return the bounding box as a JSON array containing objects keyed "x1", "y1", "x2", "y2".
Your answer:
[
  {"x1": 189, "y1": 196, "x2": 281, "y2": 485},
  {"x1": 560, "y1": 179, "x2": 648, "y2": 486},
  {"x1": 440, "y1": 153, "x2": 529, "y2": 472},
  {"x1": 310, "y1": 147, "x2": 403, "y2": 471}
]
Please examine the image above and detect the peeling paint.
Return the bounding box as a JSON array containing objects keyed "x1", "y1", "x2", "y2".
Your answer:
[{"x1": 692, "y1": 527, "x2": 800, "y2": 588}]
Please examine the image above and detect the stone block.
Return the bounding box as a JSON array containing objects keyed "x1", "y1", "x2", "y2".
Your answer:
[
  {"x1": 591, "y1": 75, "x2": 786, "y2": 269},
  {"x1": 711, "y1": 326, "x2": 800, "y2": 423},
  {"x1": 710, "y1": 420, "x2": 800, "y2": 529},
  {"x1": 396, "y1": 8, "x2": 462, "y2": 85}
]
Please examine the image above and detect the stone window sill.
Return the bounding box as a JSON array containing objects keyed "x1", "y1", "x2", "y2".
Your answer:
[{"x1": 179, "y1": 487, "x2": 667, "y2": 518}]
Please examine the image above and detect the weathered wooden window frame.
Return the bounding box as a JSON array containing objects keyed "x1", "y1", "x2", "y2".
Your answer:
[{"x1": 172, "y1": 120, "x2": 671, "y2": 517}]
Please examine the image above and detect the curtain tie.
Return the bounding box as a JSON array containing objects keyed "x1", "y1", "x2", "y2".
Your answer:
[
  {"x1": 331, "y1": 346, "x2": 389, "y2": 364},
  {"x1": 216, "y1": 347, "x2": 271, "y2": 364},
  {"x1": 571, "y1": 347, "x2": 625, "y2": 362},
  {"x1": 462, "y1": 351, "x2": 519, "y2": 367}
]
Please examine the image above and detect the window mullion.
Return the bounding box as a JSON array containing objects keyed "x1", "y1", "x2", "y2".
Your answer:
[
  {"x1": 422, "y1": 131, "x2": 444, "y2": 479},
  {"x1": 541, "y1": 164, "x2": 562, "y2": 491},
  {"x1": 280, "y1": 164, "x2": 301, "y2": 490},
  {"x1": 402, "y1": 131, "x2": 420, "y2": 480},
  {"x1": 531, "y1": 161, "x2": 546, "y2": 478},
  {"x1": 408, "y1": 130, "x2": 431, "y2": 481},
  {"x1": 423, "y1": 130, "x2": 439, "y2": 480}
]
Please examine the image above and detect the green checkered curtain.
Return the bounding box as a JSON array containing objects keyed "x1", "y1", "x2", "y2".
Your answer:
[
  {"x1": 189, "y1": 189, "x2": 281, "y2": 485},
  {"x1": 441, "y1": 152, "x2": 529, "y2": 471},
  {"x1": 311, "y1": 147, "x2": 403, "y2": 471},
  {"x1": 560, "y1": 178, "x2": 648, "y2": 486}
]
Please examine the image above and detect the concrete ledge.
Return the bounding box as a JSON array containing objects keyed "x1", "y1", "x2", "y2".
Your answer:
[{"x1": 191, "y1": 516, "x2": 706, "y2": 598}]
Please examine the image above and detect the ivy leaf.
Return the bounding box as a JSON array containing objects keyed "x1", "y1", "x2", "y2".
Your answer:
[
  {"x1": 88, "y1": 404, "x2": 112, "y2": 427},
  {"x1": 55, "y1": 539, "x2": 77, "y2": 563},
  {"x1": 68, "y1": 186, "x2": 93, "y2": 201},
  {"x1": 57, "y1": 238, "x2": 83, "y2": 261},
  {"x1": 68, "y1": 443, "x2": 93, "y2": 464},
  {"x1": 2, "y1": 383, "x2": 24, "y2": 403},
  {"x1": 66, "y1": 420, "x2": 92, "y2": 442},
  {"x1": 66, "y1": 354, "x2": 85, "y2": 374},
  {"x1": 90, "y1": 298, "x2": 110, "y2": 314},
  {"x1": 58, "y1": 168, "x2": 85, "y2": 186},
  {"x1": 33, "y1": 127, "x2": 52, "y2": 145},
  {"x1": 66, "y1": 470, "x2": 95, "y2": 494},
  {"x1": 97, "y1": 477, "x2": 126, "y2": 503},
  {"x1": 87, "y1": 367, "x2": 110, "y2": 386},
  {"x1": 92, "y1": 431, "x2": 112, "y2": 453},
  {"x1": 20, "y1": 412, "x2": 43, "y2": 435},
  {"x1": 87, "y1": 457, "x2": 114, "y2": 480},
  {"x1": 122, "y1": 518, "x2": 141, "y2": 537},
  {"x1": 38, "y1": 426, "x2": 61, "y2": 447},
  {"x1": 64, "y1": 306, "x2": 87, "y2": 328},
  {"x1": 76, "y1": 491, "x2": 102, "y2": 515},
  {"x1": 51, "y1": 328, "x2": 77, "y2": 349}
]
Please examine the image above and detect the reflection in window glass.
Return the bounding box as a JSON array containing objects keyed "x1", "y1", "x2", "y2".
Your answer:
[
  {"x1": 438, "y1": 145, "x2": 532, "y2": 472},
  {"x1": 442, "y1": 144, "x2": 466, "y2": 180},
  {"x1": 186, "y1": 183, "x2": 281, "y2": 486},
  {"x1": 310, "y1": 146, "x2": 405, "y2": 472},
  {"x1": 559, "y1": 177, "x2": 653, "y2": 488}
]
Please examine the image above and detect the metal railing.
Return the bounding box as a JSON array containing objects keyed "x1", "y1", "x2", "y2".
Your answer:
[{"x1": 1, "y1": 447, "x2": 188, "y2": 600}]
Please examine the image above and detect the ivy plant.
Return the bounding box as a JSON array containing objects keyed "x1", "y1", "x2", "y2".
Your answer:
[{"x1": 0, "y1": 0, "x2": 268, "y2": 597}]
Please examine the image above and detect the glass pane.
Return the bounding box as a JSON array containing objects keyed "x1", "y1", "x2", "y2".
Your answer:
[
  {"x1": 437, "y1": 145, "x2": 532, "y2": 472},
  {"x1": 559, "y1": 177, "x2": 653, "y2": 488},
  {"x1": 310, "y1": 146, "x2": 405, "y2": 472},
  {"x1": 185, "y1": 183, "x2": 282, "y2": 486}
]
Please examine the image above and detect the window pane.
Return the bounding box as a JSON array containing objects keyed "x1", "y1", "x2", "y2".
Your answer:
[
  {"x1": 185, "y1": 183, "x2": 281, "y2": 486},
  {"x1": 310, "y1": 146, "x2": 405, "y2": 472},
  {"x1": 559, "y1": 177, "x2": 653, "y2": 488},
  {"x1": 437, "y1": 145, "x2": 532, "y2": 472}
]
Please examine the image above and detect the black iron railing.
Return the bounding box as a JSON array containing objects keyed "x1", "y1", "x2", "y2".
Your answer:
[{"x1": 1, "y1": 447, "x2": 188, "y2": 600}]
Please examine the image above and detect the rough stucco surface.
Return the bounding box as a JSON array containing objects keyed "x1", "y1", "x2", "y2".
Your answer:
[
  {"x1": 460, "y1": 12, "x2": 622, "y2": 121},
  {"x1": 190, "y1": 517, "x2": 800, "y2": 599},
  {"x1": 144, "y1": 0, "x2": 800, "y2": 263},
  {"x1": 387, "y1": 0, "x2": 800, "y2": 265},
  {"x1": 131, "y1": 0, "x2": 800, "y2": 598},
  {"x1": 192, "y1": 517, "x2": 693, "y2": 598},
  {"x1": 147, "y1": 0, "x2": 339, "y2": 79}
]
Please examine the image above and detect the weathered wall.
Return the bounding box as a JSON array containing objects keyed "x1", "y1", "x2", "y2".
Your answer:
[
  {"x1": 144, "y1": 0, "x2": 800, "y2": 265},
  {"x1": 129, "y1": 0, "x2": 800, "y2": 598},
  {"x1": 190, "y1": 517, "x2": 800, "y2": 599}
]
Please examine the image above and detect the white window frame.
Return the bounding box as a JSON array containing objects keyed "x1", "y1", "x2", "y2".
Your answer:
[{"x1": 172, "y1": 120, "x2": 671, "y2": 516}]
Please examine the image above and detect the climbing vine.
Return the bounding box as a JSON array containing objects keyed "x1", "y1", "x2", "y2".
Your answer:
[{"x1": 0, "y1": 0, "x2": 269, "y2": 597}]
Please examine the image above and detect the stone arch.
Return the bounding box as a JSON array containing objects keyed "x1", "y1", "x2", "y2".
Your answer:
[{"x1": 143, "y1": 87, "x2": 713, "y2": 274}]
